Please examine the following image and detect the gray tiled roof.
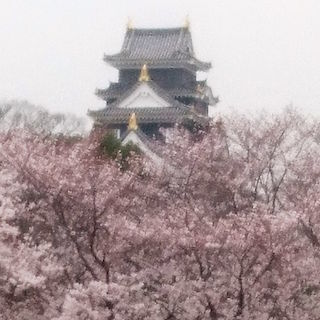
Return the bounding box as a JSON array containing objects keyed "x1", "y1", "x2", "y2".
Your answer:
[
  {"x1": 91, "y1": 80, "x2": 188, "y2": 125},
  {"x1": 104, "y1": 27, "x2": 211, "y2": 71},
  {"x1": 89, "y1": 106, "x2": 188, "y2": 125},
  {"x1": 96, "y1": 81, "x2": 218, "y2": 106},
  {"x1": 121, "y1": 28, "x2": 193, "y2": 60},
  {"x1": 96, "y1": 83, "x2": 126, "y2": 99},
  {"x1": 109, "y1": 80, "x2": 184, "y2": 109}
]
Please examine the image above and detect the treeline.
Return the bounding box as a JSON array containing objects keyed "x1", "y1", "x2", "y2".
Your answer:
[{"x1": 0, "y1": 100, "x2": 91, "y2": 136}]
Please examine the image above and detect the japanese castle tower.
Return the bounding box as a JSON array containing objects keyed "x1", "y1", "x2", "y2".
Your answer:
[{"x1": 89, "y1": 19, "x2": 218, "y2": 142}]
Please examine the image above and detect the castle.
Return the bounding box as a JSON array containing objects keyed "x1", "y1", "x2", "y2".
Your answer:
[{"x1": 89, "y1": 18, "x2": 218, "y2": 151}]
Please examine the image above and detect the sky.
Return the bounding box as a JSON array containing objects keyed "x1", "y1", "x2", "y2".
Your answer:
[{"x1": 0, "y1": 0, "x2": 320, "y2": 116}]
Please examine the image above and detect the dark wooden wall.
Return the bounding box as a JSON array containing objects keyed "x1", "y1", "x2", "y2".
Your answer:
[{"x1": 119, "y1": 68, "x2": 196, "y2": 89}]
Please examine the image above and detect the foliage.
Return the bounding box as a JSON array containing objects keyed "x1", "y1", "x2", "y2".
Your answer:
[
  {"x1": 99, "y1": 133, "x2": 122, "y2": 158},
  {"x1": 1, "y1": 110, "x2": 320, "y2": 319},
  {"x1": 99, "y1": 133, "x2": 140, "y2": 168},
  {"x1": 0, "y1": 100, "x2": 91, "y2": 136},
  {"x1": 181, "y1": 116, "x2": 206, "y2": 134},
  {"x1": 120, "y1": 141, "x2": 140, "y2": 159}
]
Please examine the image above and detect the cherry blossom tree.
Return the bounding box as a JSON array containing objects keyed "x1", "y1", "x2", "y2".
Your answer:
[{"x1": 1, "y1": 109, "x2": 320, "y2": 319}]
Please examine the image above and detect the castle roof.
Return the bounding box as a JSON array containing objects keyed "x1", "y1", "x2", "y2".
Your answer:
[
  {"x1": 89, "y1": 106, "x2": 188, "y2": 125},
  {"x1": 108, "y1": 80, "x2": 184, "y2": 109},
  {"x1": 96, "y1": 81, "x2": 218, "y2": 106},
  {"x1": 104, "y1": 27, "x2": 211, "y2": 72}
]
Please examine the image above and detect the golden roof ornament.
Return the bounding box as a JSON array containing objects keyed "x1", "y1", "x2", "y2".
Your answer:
[
  {"x1": 128, "y1": 113, "x2": 138, "y2": 131},
  {"x1": 184, "y1": 15, "x2": 190, "y2": 29},
  {"x1": 139, "y1": 64, "x2": 150, "y2": 82},
  {"x1": 127, "y1": 17, "x2": 133, "y2": 30}
]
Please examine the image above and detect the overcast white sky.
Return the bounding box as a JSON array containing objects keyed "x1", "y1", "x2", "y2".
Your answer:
[{"x1": 0, "y1": 0, "x2": 320, "y2": 116}]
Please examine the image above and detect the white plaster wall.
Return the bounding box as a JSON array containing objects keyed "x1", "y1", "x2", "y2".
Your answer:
[
  {"x1": 122, "y1": 131, "x2": 164, "y2": 166},
  {"x1": 118, "y1": 83, "x2": 170, "y2": 109}
]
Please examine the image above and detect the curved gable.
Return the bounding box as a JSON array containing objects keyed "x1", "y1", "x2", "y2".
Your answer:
[{"x1": 118, "y1": 82, "x2": 171, "y2": 109}]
